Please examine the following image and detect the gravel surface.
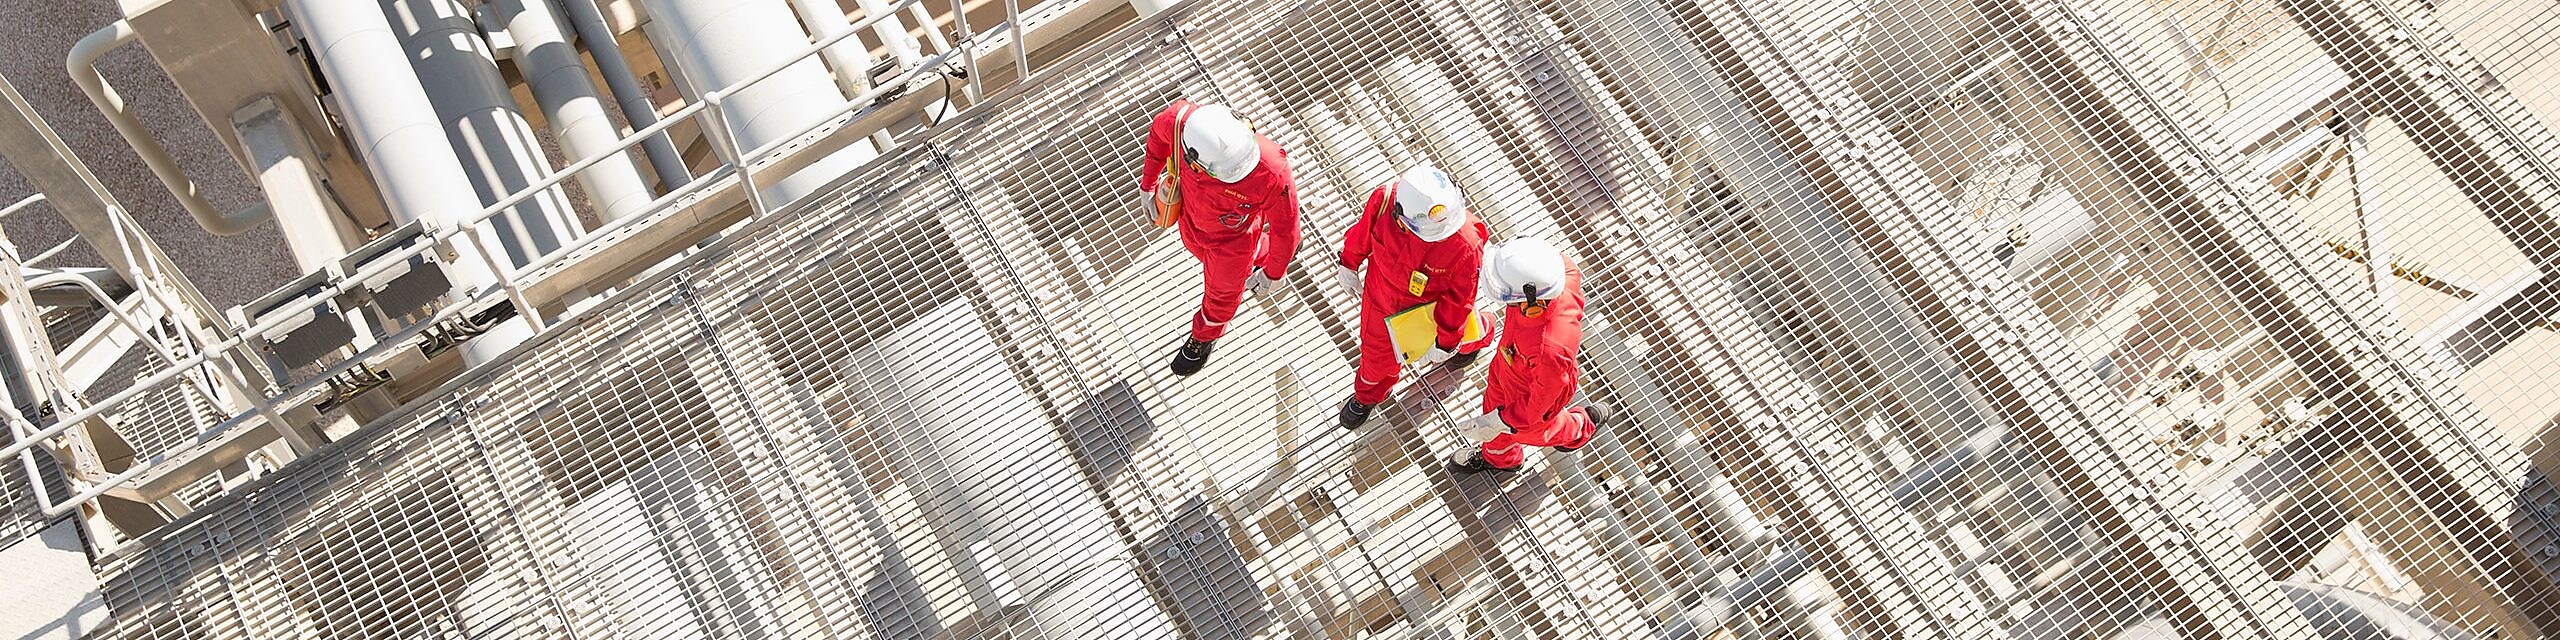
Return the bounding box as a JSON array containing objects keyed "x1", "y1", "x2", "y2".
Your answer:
[{"x1": 1, "y1": 1, "x2": 299, "y2": 310}]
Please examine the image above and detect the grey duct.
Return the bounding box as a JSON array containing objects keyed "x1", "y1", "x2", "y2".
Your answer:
[
  {"x1": 492, "y1": 0, "x2": 658, "y2": 223},
  {"x1": 637, "y1": 0, "x2": 877, "y2": 204},
  {"x1": 385, "y1": 0, "x2": 580, "y2": 265},
  {"x1": 286, "y1": 0, "x2": 531, "y2": 364},
  {"x1": 557, "y1": 0, "x2": 693, "y2": 191}
]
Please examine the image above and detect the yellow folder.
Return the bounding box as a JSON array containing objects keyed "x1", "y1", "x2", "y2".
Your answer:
[{"x1": 1386, "y1": 302, "x2": 1486, "y2": 363}]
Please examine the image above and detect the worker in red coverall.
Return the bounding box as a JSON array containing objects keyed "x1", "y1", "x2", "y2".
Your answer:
[
  {"x1": 1448, "y1": 237, "x2": 1611, "y2": 473},
  {"x1": 1333, "y1": 166, "x2": 1491, "y2": 429},
  {"x1": 1140, "y1": 100, "x2": 1303, "y2": 376}
]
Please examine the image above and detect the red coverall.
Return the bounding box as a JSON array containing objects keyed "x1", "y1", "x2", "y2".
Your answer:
[
  {"x1": 1479, "y1": 261, "x2": 1590, "y2": 469},
  {"x1": 1141, "y1": 100, "x2": 1303, "y2": 342},
  {"x1": 1339, "y1": 183, "x2": 1489, "y2": 405}
]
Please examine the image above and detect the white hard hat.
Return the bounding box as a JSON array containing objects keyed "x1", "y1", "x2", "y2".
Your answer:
[
  {"x1": 1182, "y1": 104, "x2": 1261, "y2": 184},
  {"x1": 1481, "y1": 237, "x2": 1568, "y2": 304},
  {"x1": 1391, "y1": 166, "x2": 1467, "y2": 242}
]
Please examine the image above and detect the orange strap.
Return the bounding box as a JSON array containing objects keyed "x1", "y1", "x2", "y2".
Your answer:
[{"x1": 1152, "y1": 105, "x2": 1197, "y2": 229}]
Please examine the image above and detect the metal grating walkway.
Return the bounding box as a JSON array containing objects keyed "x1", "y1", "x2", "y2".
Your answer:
[{"x1": 75, "y1": 0, "x2": 2560, "y2": 638}]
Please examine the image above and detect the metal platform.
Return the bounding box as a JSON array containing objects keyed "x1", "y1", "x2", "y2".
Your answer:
[{"x1": 51, "y1": 0, "x2": 2560, "y2": 638}]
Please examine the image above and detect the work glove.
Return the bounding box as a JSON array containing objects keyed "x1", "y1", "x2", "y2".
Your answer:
[
  {"x1": 1416, "y1": 345, "x2": 1457, "y2": 367},
  {"x1": 1245, "y1": 267, "x2": 1280, "y2": 296},
  {"x1": 1334, "y1": 264, "x2": 1362, "y2": 294},
  {"x1": 1456, "y1": 412, "x2": 1511, "y2": 444}
]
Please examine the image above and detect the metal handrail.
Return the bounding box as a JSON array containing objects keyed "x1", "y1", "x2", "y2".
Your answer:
[
  {"x1": 0, "y1": 194, "x2": 81, "y2": 264},
  {"x1": 0, "y1": 0, "x2": 1030, "y2": 505},
  {"x1": 25, "y1": 268, "x2": 482, "y2": 518},
  {"x1": 0, "y1": 193, "x2": 42, "y2": 218},
  {"x1": 7, "y1": 269, "x2": 298, "y2": 518}
]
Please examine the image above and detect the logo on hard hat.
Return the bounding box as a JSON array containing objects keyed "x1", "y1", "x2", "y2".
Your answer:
[{"x1": 1426, "y1": 204, "x2": 1449, "y2": 221}]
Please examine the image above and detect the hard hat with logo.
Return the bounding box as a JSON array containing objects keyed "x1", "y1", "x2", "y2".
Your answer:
[
  {"x1": 1390, "y1": 166, "x2": 1467, "y2": 242},
  {"x1": 1480, "y1": 237, "x2": 1568, "y2": 305},
  {"x1": 1182, "y1": 104, "x2": 1261, "y2": 184}
]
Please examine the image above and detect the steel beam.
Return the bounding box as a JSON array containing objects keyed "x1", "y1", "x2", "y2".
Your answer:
[
  {"x1": 1385, "y1": 3, "x2": 2015, "y2": 637},
  {"x1": 1974, "y1": 0, "x2": 2556, "y2": 633},
  {"x1": 0, "y1": 73, "x2": 222, "y2": 340},
  {"x1": 1590, "y1": 0, "x2": 2320, "y2": 636},
  {"x1": 2279, "y1": 0, "x2": 2560, "y2": 274},
  {"x1": 2280, "y1": 0, "x2": 2560, "y2": 375}
]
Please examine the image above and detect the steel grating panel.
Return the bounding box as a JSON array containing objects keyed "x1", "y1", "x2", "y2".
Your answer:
[{"x1": 71, "y1": 0, "x2": 2560, "y2": 638}]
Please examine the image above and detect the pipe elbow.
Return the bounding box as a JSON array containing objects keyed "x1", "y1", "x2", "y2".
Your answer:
[
  {"x1": 66, "y1": 21, "x2": 136, "y2": 89},
  {"x1": 199, "y1": 202, "x2": 272, "y2": 236},
  {"x1": 69, "y1": 20, "x2": 273, "y2": 237}
]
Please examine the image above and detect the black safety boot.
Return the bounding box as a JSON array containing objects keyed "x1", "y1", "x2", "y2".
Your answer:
[
  {"x1": 1446, "y1": 448, "x2": 1516, "y2": 475},
  {"x1": 1443, "y1": 348, "x2": 1481, "y2": 369},
  {"x1": 1337, "y1": 395, "x2": 1376, "y2": 430},
  {"x1": 1556, "y1": 403, "x2": 1611, "y2": 452},
  {"x1": 1169, "y1": 338, "x2": 1214, "y2": 376}
]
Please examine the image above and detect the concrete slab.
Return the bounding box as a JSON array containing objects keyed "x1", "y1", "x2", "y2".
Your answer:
[{"x1": 0, "y1": 518, "x2": 107, "y2": 640}]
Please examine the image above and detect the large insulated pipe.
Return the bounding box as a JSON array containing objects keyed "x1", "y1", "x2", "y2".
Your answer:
[
  {"x1": 68, "y1": 21, "x2": 270, "y2": 236},
  {"x1": 492, "y1": 0, "x2": 658, "y2": 223},
  {"x1": 557, "y1": 0, "x2": 692, "y2": 191},
  {"x1": 637, "y1": 0, "x2": 877, "y2": 203},
  {"x1": 286, "y1": 0, "x2": 530, "y2": 364},
  {"x1": 387, "y1": 0, "x2": 581, "y2": 265}
]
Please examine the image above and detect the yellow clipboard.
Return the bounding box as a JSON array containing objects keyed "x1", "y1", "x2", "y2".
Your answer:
[{"x1": 1387, "y1": 302, "x2": 1486, "y2": 363}]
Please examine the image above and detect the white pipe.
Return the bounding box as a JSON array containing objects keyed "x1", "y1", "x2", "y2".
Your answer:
[
  {"x1": 1130, "y1": 0, "x2": 1181, "y2": 18},
  {"x1": 557, "y1": 0, "x2": 693, "y2": 191},
  {"x1": 390, "y1": 0, "x2": 581, "y2": 265},
  {"x1": 0, "y1": 16, "x2": 974, "y2": 470},
  {"x1": 287, "y1": 0, "x2": 527, "y2": 365},
  {"x1": 494, "y1": 0, "x2": 659, "y2": 223},
  {"x1": 638, "y1": 0, "x2": 876, "y2": 203},
  {"x1": 68, "y1": 21, "x2": 270, "y2": 236},
  {"x1": 787, "y1": 0, "x2": 880, "y2": 97},
  {"x1": 853, "y1": 0, "x2": 923, "y2": 67}
]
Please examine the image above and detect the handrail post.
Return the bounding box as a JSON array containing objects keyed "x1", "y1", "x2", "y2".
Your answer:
[
  {"x1": 6, "y1": 413, "x2": 59, "y2": 515},
  {"x1": 458, "y1": 225, "x2": 548, "y2": 333},
  {"x1": 950, "y1": 0, "x2": 984, "y2": 100},
  {"x1": 1004, "y1": 0, "x2": 1031, "y2": 83},
  {"x1": 69, "y1": 21, "x2": 270, "y2": 236},
  {"x1": 697, "y1": 92, "x2": 770, "y2": 217}
]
